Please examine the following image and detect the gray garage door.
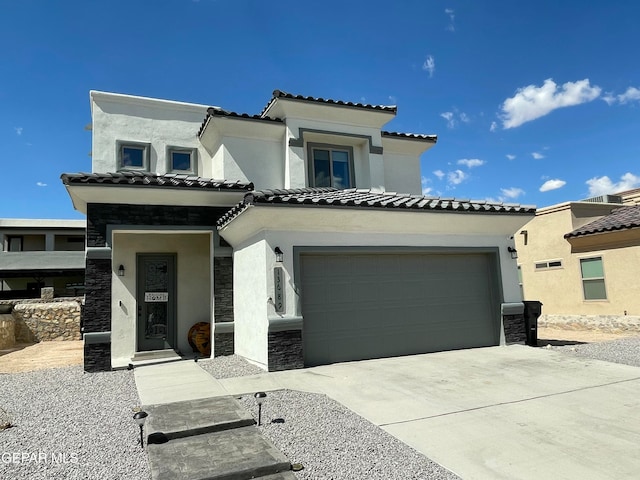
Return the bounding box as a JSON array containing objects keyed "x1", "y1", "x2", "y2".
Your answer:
[{"x1": 300, "y1": 252, "x2": 500, "y2": 366}]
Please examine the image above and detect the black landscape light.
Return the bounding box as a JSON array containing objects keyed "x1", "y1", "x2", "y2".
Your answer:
[
  {"x1": 133, "y1": 411, "x2": 148, "y2": 448},
  {"x1": 254, "y1": 392, "x2": 267, "y2": 426}
]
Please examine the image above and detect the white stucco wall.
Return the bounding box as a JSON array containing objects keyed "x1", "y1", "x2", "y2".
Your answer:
[
  {"x1": 232, "y1": 236, "x2": 269, "y2": 367},
  {"x1": 220, "y1": 136, "x2": 284, "y2": 188},
  {"x1": 383, "y1": 152, "x2": 422, "y2": 194},
  {"x1": 91, "y1": 92, "x2": 209, "y2": 175},
  {"x1": 230, "y1": 227, "x2": 522, "y2": 364},
  {"x1": 110, "y1": 232, "x2": 212, "y2": 368}
]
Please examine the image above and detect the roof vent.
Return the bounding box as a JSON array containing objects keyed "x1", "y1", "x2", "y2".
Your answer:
[{"x1": 582, "y1": 194, "x2": 623, "y2": 204}]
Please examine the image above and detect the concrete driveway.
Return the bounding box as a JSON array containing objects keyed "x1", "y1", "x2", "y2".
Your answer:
[{"x1": 218, "y1": 345, "x2": 640, "y2": 480}]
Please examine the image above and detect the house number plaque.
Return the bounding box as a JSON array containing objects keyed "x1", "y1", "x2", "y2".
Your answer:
[
  {"x1": 145, "y1": 292, "x2": 168, "y2": 302},
  {"x1": 273, "y1": 267, "x2": 285, "y2": 313}
]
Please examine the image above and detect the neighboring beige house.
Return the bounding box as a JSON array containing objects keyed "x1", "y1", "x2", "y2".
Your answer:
[
  {"x1": 0, "y1": 219, "x2": 85, "y2": 299},
  {"x1": 515, "y1": 193, "x2": 640, "y2": 332},
  {"x1": 62, "y1": 89, "x2": 534, "y2": 372}
]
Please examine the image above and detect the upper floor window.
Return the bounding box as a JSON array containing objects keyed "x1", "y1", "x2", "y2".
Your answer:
[
  {"x1": 580, "y1": 257, "x2": 607, "y2": 300},
  {"x1": 118, "y1": 142, "x2": 149, "y2": 171},
  {"x1": 168, "y1": 147, "x2": 196, "y2": 174},
  {"x1": 308, "y1": 144, "x2": 354, "y2": 189},
  {"x1": 7, "y1": 236, "x2": 22, "y2": 252}
]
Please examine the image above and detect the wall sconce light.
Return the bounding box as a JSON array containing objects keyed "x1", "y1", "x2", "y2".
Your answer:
[
  {"x1": 274, "y1": 247, "x2": 283, "y2": 263},
  {"x1": 118, "y1": 265, "x2": 126, "y2": 277},
  {"x1": 507, "y1": 246, "x2": 518, "y2": 259}
]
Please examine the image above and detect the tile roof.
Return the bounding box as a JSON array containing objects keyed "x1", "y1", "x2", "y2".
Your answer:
[
  {"x1": 197, "y1": 106, "x2": 283, "y2": 137},
  {"x1": 260, "y1": 89, "x2": 398, "y2": 117},
  {"x1": 60, "y1": 172, "x2": 254, "y2": 191},
  {"x1": 565, "y1": 205, "x2": 640, "y2": 238},
  {"x1": 217, "y1": 187, "x2": 535, "y2": 228},
  {"x1": 381, "y1": 131, "x2": 437, "y2": 143}
]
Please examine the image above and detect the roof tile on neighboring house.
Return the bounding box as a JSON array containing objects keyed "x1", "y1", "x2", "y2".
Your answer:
[
  {"x1": 260, "y1": 89, "x2": 398, "y2": 117},
  {"x1": 197, "y1": 106, "x2": 283, "y2": 137},
  {"x1": 565, "y1": 205, "x2": 640, "y2": 238},
  {"x1": 60, "y1": 172, "x2": 254, "y2": 191},
  {"x1": 382, "y1": 131, "x2": 438, "y2": 143},
  {"x1": 217, "y1": 187, "x2": 536, "y2": 228}
]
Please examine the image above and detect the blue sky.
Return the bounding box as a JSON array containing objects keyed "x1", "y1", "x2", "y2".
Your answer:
[{"x1": 2, "y1": 0, "x2": 639, "y2": 219}]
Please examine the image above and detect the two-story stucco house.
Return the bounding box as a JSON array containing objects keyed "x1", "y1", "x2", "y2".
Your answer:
[{"x1": 62, "y1": 90, "x2": 534, "y2": 372}]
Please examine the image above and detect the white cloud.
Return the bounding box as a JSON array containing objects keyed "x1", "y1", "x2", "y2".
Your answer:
[
  {"x1": 531, "y1": 152, "x2": 545, "y2": 159},
  {"x1": 539, "y1": 179, "x2": 566, "y2": 192},
  {"x1": 15, "y1": 127, "x2": 23, "y2": 135},
  {"x1": 433, "y1": 169, "x2": 445, "y2": 180},
  {"x1": 459, "y1": 112, "x2": 470, "y2": 123},
  {"x1": 36, "y1": 182, "x2": 47, "y2": 187},
  {"x1": 440, "y1": 111, "x2": 455, "y2": 129},
  {"x1": 388, "y1": 95, "x2": 397, "y2": 104},
  {"x1": 490, "y1": 121, "x2": 498, "y2": 132},
  {"x1": 603, "y1": 86, "x2": 640, "y2": 105},
  {"x1": 500, "y1": 78, "x2": 601, "y2": 129},
  {"x1": 457, "y1": 158, "x2": 485, "y2": 168},
  {"x1": 447, "y1": 169, "x2": 467, "y2": 185},
  {"x1": 500, "y1": 187, "x2": 525, "y2": 199},
  {"x1": 422, "y1": 55, "x2": 435, "y2": 78},
  {"x1": 586, "y1": 172, "x2": 640, "y2": 196},
  {"x1": 445, "y1": 8, "x2": 455, "y2": 31},
  {"x1": 506, "y1": 154, "x2": 516, "y2": 160}
]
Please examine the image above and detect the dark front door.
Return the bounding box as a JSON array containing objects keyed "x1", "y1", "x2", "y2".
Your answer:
[{"x1": 137, "y1": 254, "x2": 177, "y2": 352}]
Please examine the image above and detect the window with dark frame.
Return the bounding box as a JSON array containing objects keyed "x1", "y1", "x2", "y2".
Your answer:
[
  {"x1": 168, "y1": 148, "x2": 195, "y2": 173},
  {"x1": 118, "y1": 142, "x2": 149, "y2": 171},
  {"x1": 309, "y1": 145, "x2": 353, "y2": 189}
]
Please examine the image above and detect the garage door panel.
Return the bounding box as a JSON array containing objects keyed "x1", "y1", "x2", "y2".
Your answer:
[{"x1": 300, "y1": 252, "x2": 500, "y2": 366}]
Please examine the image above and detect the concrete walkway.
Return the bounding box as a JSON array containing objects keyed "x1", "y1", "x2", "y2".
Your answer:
[{"x1": 134, "y1": 346, "x2": 640, "y2": 480}]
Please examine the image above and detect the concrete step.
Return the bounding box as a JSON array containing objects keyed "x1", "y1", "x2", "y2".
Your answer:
[
  {"x1": 147, "y1": 426, "x2": 292, "y2": 480},
  {"x1": 145, "y1": 396, "x2": 255, "y2": 442}
]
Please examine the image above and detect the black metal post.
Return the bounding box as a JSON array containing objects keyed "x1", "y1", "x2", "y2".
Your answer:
[
  {"x1": 258, "y1": 404, "x2": 262, "y2": 426},
  {"x1": 139, "y1": 424, "x2": 144, "y2": 448}
]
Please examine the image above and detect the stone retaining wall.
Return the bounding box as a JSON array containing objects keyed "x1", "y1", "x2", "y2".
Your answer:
[
  {"x1": 0, "y1": 314, "x2": 15, "y2": 349},
  {"x1": 12, "y1": 301, "x2": 82, "y2": 342},
  {"x1": 539, "y1": 314, "x2": 640, "y2": 333}
]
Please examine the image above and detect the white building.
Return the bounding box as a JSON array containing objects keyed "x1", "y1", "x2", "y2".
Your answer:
[{"x1": 62, "y1": 89, "x2": 534, "y2": 372}]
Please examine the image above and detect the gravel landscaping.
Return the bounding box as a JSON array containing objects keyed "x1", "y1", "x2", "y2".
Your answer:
[
  {"x1": 551, "y1": 335, "x2": 640, "y2": 367},
  {"x1": 0, "y1": 366, "x2": 149, "y2": 480}
]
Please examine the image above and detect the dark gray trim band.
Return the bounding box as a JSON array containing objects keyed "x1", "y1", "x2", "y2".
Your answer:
[
  {"x1": 84, "y1": 331, "x2": 111, "y2": 344},
  {"x1": 501, "y1": 302, "x2": 524, "y2": 315},
  {"x1": 268, "y1": 316, "x2": 303, "y2": 332},
  {"x1": 289, "y1": 128, "x2": 383, "y2": 154},
  {"x1": 213, "y1": 322, "x2": 234, "y2": 334},
  {"x1": 86, "y1": 246, "x2": 112, "y2": 259}
]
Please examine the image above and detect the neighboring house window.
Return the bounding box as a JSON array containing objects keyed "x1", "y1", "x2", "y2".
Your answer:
[
  {"x1": 8, "y1": 236, "x2": 22, "y2": 252},
  {"x1": 168, "y1": 147, "x2": 196, "y2": 174},
  {"x1": 308, "y1": 144, "x2": 354, "y2": 189},
  {"x1": 580, "y1": 257, "x2": 607, "y2": 300},
  {"x1": 535, "y1": 259, "x2": 563, "y2": 270},
  {"x1": 118, "y1": 142, "x2": 149, "y2": 171}
]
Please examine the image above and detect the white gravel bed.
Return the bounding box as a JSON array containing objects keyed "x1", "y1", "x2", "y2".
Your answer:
[
  {"x1": 237, "y1": 390, "x2": 461, "y2": 480},
  {"x1": 551, "y1": 336, "x2": 640, "y2": 367},
  {"x1": 198, "y1": 354, "x2": 265, "y2": 378},
  {"x1": 0, "y1": 366, "x2": 150, "y2": 480}
]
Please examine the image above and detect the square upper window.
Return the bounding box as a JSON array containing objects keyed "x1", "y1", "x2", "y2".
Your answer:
[
  {"x1": 118, "y1": 142, "x2": 149, "y2": 171},
  {"x1": 308, "y1": 144, "x2": 354, "y2": 189},
  {"x1": 168, "y1": 147, "x2": 196, "y2": 173}
]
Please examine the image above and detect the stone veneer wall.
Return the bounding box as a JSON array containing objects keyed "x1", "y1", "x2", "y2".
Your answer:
[
  {"x1": 214, "y1": 257, "x2": 233, "y2": 324},
  {"x1": 539, "y1": 314, "x2": 640, "y2": 333},
  {"x1": 267, "y1": 330, "x2": 304, "y2": 371},
  {"x1": 502, "y1": 314, "x2": 526, "y2": 344}
]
